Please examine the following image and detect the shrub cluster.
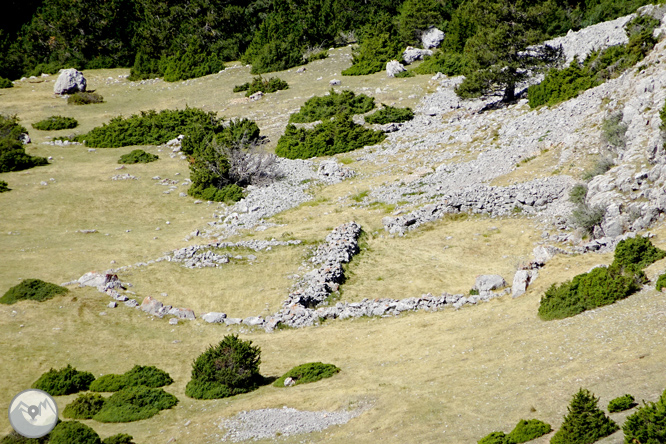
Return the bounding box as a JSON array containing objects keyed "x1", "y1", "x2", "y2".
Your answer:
[
  {"x1": 342, "y1": 29, "x2": 402, "y2": 76},
  {"x1": 0, "y1": 115, "x2": 48, "y2": 173},
  {"x1": 63, "y1": 393, "x2": 106, "y2": 419},
  {"x1": 0, "y1": 430, "x2": 50, "y2": 443},
  {"x1": 365, "y1": 106, "x2": 414, "y2": 124},
  {"x1": 0, "y1": 180, "x2": 9, "y2": 193},
  {"x1": 276, "y1": 114, "x2": 386, "y2": 159},
  {"x1": 186, "y1": 335, "x2": 263, "y2": 400},
  {"x1": 623, "y1": 387, "x2": 666, "y2": 443},
  {"x1": 0, "y1": 77, "x2": 13, "y2": 88},
  {"x1": 539, "y1": 237, "x2": 664, "y2": 320},
  {"x1": 273, "y1": 362, "x2": 340, "y2": 387},
  {"x1": 32, "y1": 364, "x2": 96, "y2": 396},
  {"x1": 81, "y1": 108, "x2": 222, "y2": 148},
  {"x1": 600, "y1": 111, "x2": 628, "y2": 148},
  {"x1": 607, "y1": 394, "x2": 636, "y2": 413},
  {"x1": 102, "y1": 435, "x2": 135, "y2": 444},
  {"x1": 478, "y1": 419, "x2": 551, "y2": 444},
  {"x1": 656, "y1": 273, "x2": 666, "y2": 292},
  {"x1": 161, "y1": 39, "x2": 225, "y2": 82},
  {"x1": 67, "y1": 92, "x2": 104, "y2": 105},
  {"x1": 528, "y1": 14, "x2": 659, "y2": 108},
  {"x1": 93, "y1": 385, "x2": 178, "y2": 422},
  {"x1": 32, "y1": 116, "x2": 78, "y2": 131},
  {"x1": 304, "y1": 49, "x2": 328, "y2": 63},
  {"x1": 0, "y1": 279, "x2": 68, "y2": 304},
  {"x1": 118, "y1": 149, "x2": 159, "y2": 164},
  {"x1": 233, "y1": 76, "x2": 289, "y2": 96},
  {"x1": 413, "y1": 51, "x2": 469, "y2": 76},
  {"x1": 289, "y1": 89, "x2": 375, "y2": 123},
  {"x1": 50, "y1": 421, "x2": 101, "y2": 444},
  {"x1": 551, "y1": 389, "x2": 618, "y2": 444},
  {"x1": 90, "y1": 365, "x2": 173, "y2": 392}
]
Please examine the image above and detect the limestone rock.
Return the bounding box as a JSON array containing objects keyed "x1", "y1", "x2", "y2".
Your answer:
[
  {"x1": 402, "y1": 46, "x2": 433, "y2": 64},
  {"x1": 473, "y1": 275, "x2": 507, "y2": 292},
  {"x1": 284, "y1": 377, "x2": 295, "y2": 387},
  {"x1": 201, "y1": 312, "x2": 227, "y2": 323},
  {"x1": 329, "y1": 79, "x2": 341, "y2": 86},
  {"x1": 511, "y1": 270, "x2": 538, "y2": 298},
  {"x1": 421, "y1": 27, "x2": 445, "y2": 49},
  {"x1": 386, "y1": 60, "x2": 406, "y2": 78},
  {"x1": 54, "y1": 68, "x2": 87, "y2": 95}
]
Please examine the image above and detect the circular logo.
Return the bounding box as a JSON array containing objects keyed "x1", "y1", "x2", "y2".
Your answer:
[{"x1": 8, "y1": 389, "x2": 59, "y2": 438}]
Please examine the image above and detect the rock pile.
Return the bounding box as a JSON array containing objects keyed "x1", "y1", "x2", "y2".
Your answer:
[{"x1": 165, "y1": 239, "x2": 301, "y2": 268}]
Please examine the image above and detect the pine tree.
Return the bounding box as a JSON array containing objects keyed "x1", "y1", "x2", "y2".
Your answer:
[{"x1": 550, "y1": 388, "x2": 618, "y2": 444}]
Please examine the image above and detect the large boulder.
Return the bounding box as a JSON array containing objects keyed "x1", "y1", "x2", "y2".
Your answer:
[
  {"x1": 421, "y1": 27, "x2": 445, "y2": 49},
  {"x1": 54, "y1": 68, "x2": 87, "y2": 95},
  {"x1": 511, "y1": 270, "x2": 538, "y2": 298},
  {"x1": 386, "y1": 60, "x2": 407, "y2": 78},
  {"x1": 473, "y1": 274, "x2": 507, "y2": 292},
  {"x1": 402, "y1": 46, "x2": 433, "y2": 64}
]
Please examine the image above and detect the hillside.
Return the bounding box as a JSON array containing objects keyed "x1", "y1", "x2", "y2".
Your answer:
[{"x1": 2, "y1": 6, "x2": 666, "y2": 444}]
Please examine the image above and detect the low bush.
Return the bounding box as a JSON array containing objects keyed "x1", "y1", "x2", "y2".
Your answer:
[
  {"x1": 505, "y1": 419, "x2": 551, "y2": 443},
  {"x1": 63, "y1": 393, "x2": 106, "y2": 419},
  {"x1": 569, "y1": 184, "x2": 588, "y2": 205},
  {"x1": 185, "y1": 334, "x2": 263, "y2": 400},
  {"x1": 607, "y1": 394, "x2": 636, "y2": 413},
  {"x1": 582, "y1": 157, "x2": 614, "y2": 181},
  {"x1": 304, "y1": 49, "x2": 328, "y2": 63},
  {"x1": 90, "y1": 365, "x2": 173, "y2": 392},
  {"x1": 570, "y1": 204, "x2": 606, "y2": 235},
  {"x1": 188, "y1": 184, "x2": 244, "y2": 203},
  {"x1": 365, "y1": 106, "x2": 414, "y2": 124},
  {"x1": 0, "y1": 77, "x2": 13, "y2": 88},
  {"x1": 32, "y1": 116, "x2": 78, "y2": 131},
  {"x1": 613, "y1": 236, "x2": 666, "y2": 270},
  {"x1": 161, "y1": 39, "x2": 225, "y2": 82},
  {"x1": 342, "y1": 30, "x2": 402, "y2": 76},
  {"x1": 0, "y1": 180, "x2": 9, "y2": 192},
  {"x1": 234, "y1": 76, "x2": 289, "y2": 97},
  {"x1": 600, "y1": 111, "x2": 627, "y2": 148},
  {"x1": 289, "y1": 89, "x2": 375, "y2": 123},
  {"x1": 478, "y1": 431, "x2": 507, "y2": 444},
  {"x1": 0, "y1": 115, "x2": 48, "y2": 173},
  {"x1": 276, "y1": 114, "x2": 386, "y2": 159},
  {"x1": 413, "y1": 51, "x2": 469, "y2": 76},
  {"x1": 93, "y1": 385, "x2": 178, "y2": 422},
  {"x1": 67, "y1": 92, "x2": 104, "y2": 105},
  {"x1": 32, "y1": 364, "x2": 96, "y2": 396},
  {"x1": 82, "y1": 108, "x2": 223, "y2": 148},
  {"x1": 623, "y1": 387, "x2": 666, "y2": 443},
  {"x1": 395, "y1": 70, "x2": 415, "y2": 78},
  {"x1": 273, "y1": 362, "x2": 340, "y2": 387},
  {"x1": 656, "y1": 273, "x2": 666, "y2": 291},
  {"x1": 527, "y1": 62, "x2": 597, "y2": 108},
  {"x1": 50, "y1": 421, "x2": 101, "y2": 444},
  {"x1": 0, "y1": 279, "x2": 68, "y2": 304},
  {"x1": 550, "y1": 388, "x2": 618, "y2": 444},
  {"x1": 118, "y1": 149, "x2": 159, "y2": 164},
  {"x1": 101, "y1": 435, "x2": 135, "y2": 444},
  {"x1": 0, "y1": 431, "x2": 49, "y2": 443}
]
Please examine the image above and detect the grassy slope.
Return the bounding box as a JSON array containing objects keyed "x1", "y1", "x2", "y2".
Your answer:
[{"x1": 1, "y1": 46, "x2": 666, "y2": 443}]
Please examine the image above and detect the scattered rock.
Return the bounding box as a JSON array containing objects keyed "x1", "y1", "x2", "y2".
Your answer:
[
  {"x1": 473, "y1": 275, "x2": 507, "y2": 292},
  {"x1": 386, "y1": 60, "x2": 406, "y2": 78}
]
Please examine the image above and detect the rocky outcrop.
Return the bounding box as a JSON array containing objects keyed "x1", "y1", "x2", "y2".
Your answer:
[
  {"x1": 421, "y1": 27, "x2": 445, "y2": 49},
  {"x1": 386, "y1": 60, "x2": 407, "y2": 78},
  {"x1": 54, "y1": 68, "x2": 86, "y2": 95},
  {"x1": 403, "y1": 47, "x2": 433, "y2": 64}
]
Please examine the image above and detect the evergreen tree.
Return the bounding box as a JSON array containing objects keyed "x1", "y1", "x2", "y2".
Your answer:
[{"x1": 550, "y1": 388, "x2": 618, "y2": 444}]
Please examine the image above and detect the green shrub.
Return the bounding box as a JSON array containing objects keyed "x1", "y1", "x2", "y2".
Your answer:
[
  {"x1": 0, "y1": 180, "x2": 9, "y2": 192},
  {"x1": 93, "y1": 386, "x2": 178, "y2": 422},
  {"x1": 289, "y1": 89, "x2": 375, "y2": 123},
  {"x1": 394, "y1": 70, "x2": 415, "y2": 78},
  {"x1": 185, "y1": 334, "x2": 263, "y2": 400},
  {"x1": 82, "y1": 108, "x2": 223, "y2": 148},
  {"x1": 188, "y1": 184, "x2": 244, "y2": 203},
  {"x1": 0, "y1": 77, "x2": 13, "y2": 88},
  {"x1": 90, "y1": 365, "x2": 173, "y2": 392},
  {"x1": 0, "y1": 279, "x2": 68, "y2": 304},
  {"x1": 569, "y1": 184, "x2": 588, "y2": 205},
  {"x1": 32, "y1": 116, "x2": 78, "y2": 131},
  {"x1": 413, "y1": 51, "x2": 469, "y2": 76},
  {"x1": 234, "y1": 76, "x2": 289, "y2": 97},
  {"x1": 304, "y1": 50, "x2": 328, "y2": 63},
  {"x1": 607, "y1": 394, "x2": 636, "y2": 413},
  {"x1": 67, "y1": 92, "x2": 104, "y2": 105},
  {"x1": 118, "y1": 149, "x2": 159, "y2": 164},
  {"x1": 63, "y1": 393, "x2": 106, "y2": 419},
  {"x1": 0, "y1": 430, "x2": 49, "y2": 443},
  {"x1": 342, "y1": 27, "x2": 402, "y2": 76},
  {"x1": 50, "y1": 421, "x2": 101, "y2": 444},
  {"x1": 365, "y1": 106, "x2": 414, "y2": 124},
  {"x1": 538, "y1": 265, "x2": 640, "y2": 320},
  {"x1": 0, "y1": 115, "x2": 48, "y2": 173},
  {"x1": 396, "y1": 0, "x2": 444, "y2": 46},
  {"x1": 601, "y1": 112, "x2": 628, "y2": 148},
  {"x1": 273, "y1": 362, "x2": 340, "y2": 387},
  {"x1": 613, "y1": 236, "x2": 666, "y2": 270},
  {"x1": 582, "y1": 157, "x2": 614, "y2": 181},
  {"x1": 570, "y1": 204, "x2": 605, "y2": 235},
  {"x1": 550, "y1": 388, "x2": 618, "y2": 444},
  {"x1": 242, "y1": 13, "x2": 304, "y2": 75},
  {"x1": 506, "y1": 419, "x2": 551, "y2": 443},
  {"x1": 528, "y1": 62, "x2": 597, "y2": 108},
  {"x1": 623, "y1": 388, "x2": 666, "y2": 443},
  {"x1": 478, "y1": 431, "x2": 507, "y2": 444},
  {"x1": 276, "y1": 114, "x2": 386, "y2": 159},
  {"x1": 656, "y1": 273, "x2": 666, "y2": 292},
  {"x1": 162, "y1": 39, "x2": 225, "y2": 82},
  {"x1": 32, "y1": 364, "x2": 96, "y2": 396},
  {"x1": 102, "y1": 434, "x2": 135, "y2": 444}
]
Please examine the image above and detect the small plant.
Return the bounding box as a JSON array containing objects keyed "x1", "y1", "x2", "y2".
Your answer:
[
  {"x1": 63, "y1": 393, "x2": 106, "y2": 419},
  {"x1": 233, "y1": 76, "x2": 289, "y2": 97},
  {"x1": 50, "y1": 421, "x2": 101, "y2": 444},
  {"x1": 365, "y1": 105, "x2": 415, "y2": 124},
  {"x1": 601, "y1": 111, "x2": 628, "y2": 148},
  {"x1": 102, "y1": 434, "x2": 135, "y2": 444},
  {"x1": 569, "y1": 184, "x2": 588, "y2": 205},
  {"x1": 550, "y1": 388, "x2": 618, "y2": 444},
  {"x1": 273, "y1": 362, "x2": 340, "y2": 387},
  {"x1": 32, "y1": 116, "x2": 78, "y2": 131},
  {"x1": 351, "y1": 190, "x2": 369, "y2": 202},
  {"x1": 0, "y1": 115, "x2": 49, "y2": 173},
  {"x1": 506, "y1": 419, "x2": 551, "y2": 443},
  {"x1": 93, "y1": 385, "x2": 178, "y2": 422},
  {"x1": 0, "y1": 180, "x2": 9, "y2": 192},
  {"x1": 623, "y1": 387, "x2": 666, "y2": 443},
  {"x1": 582, "y1": 157, "x2": 614, "y2": 181},
  {"x1": 90, "y1": 365, "x2": 173, "y2": 392},
  {"x1": 0, "y1": 77, "x2": 13, "y2": 88},
  {"x1": 32, "y1": 364, "x2": 96, "y2": 396},
  {"x1": 607, "y1": 394, "x2": 636, "y2": 413},
  {"x1": 0, "y1": 279, "x2": 68, "y2": 304},
  {"x1": 67, "y1": 92, "x2": 104, "y2": 105},
  {"x1": 570, "y1": 204, "x2": 605, "y2": 236},
  {"x1": 186, "y1": 334, "x2": 263, "y2": 399},
  {"x1": 304, "y1": 49, "x2": 328, "y2": 63},
  {"x1": 118, "y1": 149, "x2": 159, "y2": 164},
  {"x1": 289, "y1": 89, "x2": 375, "y2": 123},
  {"x1": 470, "y1": 288, "x2": 480, "y2": 295},
  {"x1": 394, "y1": 70, "x2": 415, "y2": 78},
  {"x1": 656, "y1": 272, "x2": 666, "y2": 291},
  {"x1": 478, "y1": 431, "x2": 507, "y2": 444}
]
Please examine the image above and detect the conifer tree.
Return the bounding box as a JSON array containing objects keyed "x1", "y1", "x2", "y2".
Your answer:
[{"x1": 550, "y1": 388, "x2": 618, "y2": 444}]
